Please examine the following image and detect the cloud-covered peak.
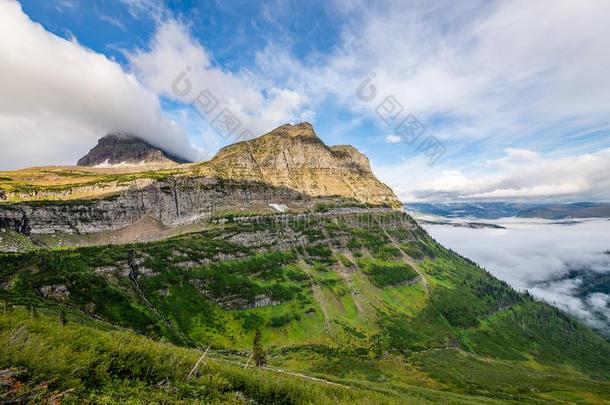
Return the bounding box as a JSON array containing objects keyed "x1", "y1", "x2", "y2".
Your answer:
[{"x1": 0, "y1": 1, "x2": 203, "y2": 169}]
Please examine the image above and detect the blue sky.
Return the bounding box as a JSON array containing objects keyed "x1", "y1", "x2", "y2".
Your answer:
[{"x1": 2, "y1": 0, "x2": 610, "y2": 201}]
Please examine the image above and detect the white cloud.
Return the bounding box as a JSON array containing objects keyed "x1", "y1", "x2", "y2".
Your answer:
[
  {"x1": 423, "y1": 218, "x2": 610, "y2": 331},
  {"x1": 500, "y1": 148, "x2": 540, "y2": 162},
  {"x1": 588, "y1": 293, "x2": 610, "y2": 323},
  {"x1": 0, "y1": 1, "x2": 203, "y2": 169},
  {"x1": 385, "y1": 134, "x2": 401, "y2": 143},
  {"x1": 256, "y1": 0, "x2": 610, "y2": 202},
  {"x1": 117, "y1": 0, "x2": 165, "y2": 20},
  {"x1": 55, "y1": 0, "x2": 78, "y2": 11},
  {"x1": 99, "y1": 14, "x2": 126, "y2": 31},
  {"x1": 375, "y1": 147, "x2": 610, "y2": 202},
  {"x1": 126, "y1": 20, "x2": 311, "y2": 144},
  {"x1": 323, "y1": 0, "x2": 610, "y2": 139}
]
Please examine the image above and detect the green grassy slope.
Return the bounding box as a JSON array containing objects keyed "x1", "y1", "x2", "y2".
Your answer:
[
  {"x1": 0, "y1": 307, "x2": 413, "y2": 404},
  {"x1": 1, "y1": 212, "x2": 609, "y2": 403}
]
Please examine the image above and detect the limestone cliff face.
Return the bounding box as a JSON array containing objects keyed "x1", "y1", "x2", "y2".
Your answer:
[
  {"x1": 0, "y1": 178, "x2": 313, "y2": 235},
  {"x1": 202, "y1": 123, "x2": 401, "y2": 208}
]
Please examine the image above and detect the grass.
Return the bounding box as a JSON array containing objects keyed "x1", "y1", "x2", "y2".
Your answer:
[
  {"x1": 357, "y1": 258, "x2": 419, "y2": 287},
  {"x1": 415, "y1": 349, "x2": 610, "y2": 403},
  {"x1": 0, "y1": 229, "x2": 38, "y2": 252},
  {"x1": 0, "y1": 167, "x2": 183, "y2": 202},
  {"x1": 0, "y1": 307, "x2": 409, "y2": 404}
]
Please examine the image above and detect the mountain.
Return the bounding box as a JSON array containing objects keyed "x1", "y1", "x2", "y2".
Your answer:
[
  {"x1": 0, "y1": 123, "x2": 400, "y2": 240},
  {"x1": 407, "y1": 202, "x2": 530, "y2": 219},
  {"x1": 516, "y1": 202, "x2": 610, "y2": 219},
  {"x1": 408, "y1": 201, "x2": 610, "y2": 219},
  {"x1": 204, "y1": 123, "x2": 399, "y2": 208},
  {"x1": 77, "y1": 133, "x2": 190, "y2": 167},
  {"x1": 1, "y1": 124, "x2": 610, "y2": 403}
]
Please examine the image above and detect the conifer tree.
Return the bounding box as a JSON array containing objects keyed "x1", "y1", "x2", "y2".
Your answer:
[{"x1": 252, "y1": 329, "x2": 266, "y2": 367}]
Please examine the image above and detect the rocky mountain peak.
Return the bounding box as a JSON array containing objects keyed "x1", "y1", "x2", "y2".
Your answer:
[
  {"x1": 269, "y1": 122, "x2": 317, "y2": 138},
  {"x1": 212, "y1": 123, "x2": 371, "y2": 172},
  {"x1": 207, "y1": 123, "x2": 401, "y2": 208},
  {"x1": 77, "y1": 133, "x2": 190, "y2": 167}
]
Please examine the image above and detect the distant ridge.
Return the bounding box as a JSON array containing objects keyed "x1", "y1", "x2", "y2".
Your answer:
[{"x1": 407, "y1": 201, "x2": 610, "y2": 220}]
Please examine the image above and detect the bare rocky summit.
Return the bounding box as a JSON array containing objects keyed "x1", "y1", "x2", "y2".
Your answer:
[
  {"x1": 213, "y1": 123, "x2": 371, "y2": 171},
  {"x1": 77, "y1": 133, "x2": 190, "y2": 167},
  {"x1": 203, "y1": 123, "x2": 399, "y2": 208}
]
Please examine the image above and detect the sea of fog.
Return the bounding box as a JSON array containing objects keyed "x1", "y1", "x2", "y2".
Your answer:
[{"x1": 418, "y1": 216, "x2": 610, "y2": 333}]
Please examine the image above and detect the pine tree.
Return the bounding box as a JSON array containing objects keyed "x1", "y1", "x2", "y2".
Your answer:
[
  {"x1": 252, "y1": 329, "x2": 266, "y2": 367},
  {"x1": 59, "y1": 309, "x2": 66, "y2": 327}
]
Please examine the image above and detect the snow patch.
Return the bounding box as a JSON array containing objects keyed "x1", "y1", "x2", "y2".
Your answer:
[
  {"x1": 269, "y1": 203, "x2": 289, "y2": 213},
  {"x1": 93, "y1": 159, "x2": 147, "y2": 168}
]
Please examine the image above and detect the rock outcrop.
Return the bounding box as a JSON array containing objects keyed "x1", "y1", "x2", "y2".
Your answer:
[
  {"x1": 201, "y1": 123, "x2": 400, "y2": 208},
  {"x1": 77, "y1": 133, "x2": 190, "y2": 167}
]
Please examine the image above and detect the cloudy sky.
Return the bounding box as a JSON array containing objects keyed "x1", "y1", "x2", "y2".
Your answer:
[{"x1": 1, "y1": 0, "x2": 610, "y2": 202}]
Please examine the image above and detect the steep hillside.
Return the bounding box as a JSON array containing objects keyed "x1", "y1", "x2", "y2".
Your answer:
[
  {"x1": 2, "y1": 211, "x2": 609, "y2": 403},
  {"x1": 0, "y1": 308, "x2": 406, "y2": 404}
]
